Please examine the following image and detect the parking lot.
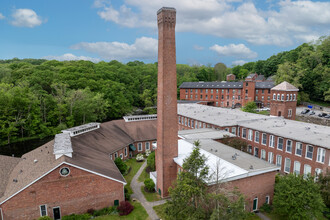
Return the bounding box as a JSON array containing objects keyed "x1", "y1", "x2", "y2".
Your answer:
[{"x1": 296, "y1": 106, "x2": 330, "y2": 119}]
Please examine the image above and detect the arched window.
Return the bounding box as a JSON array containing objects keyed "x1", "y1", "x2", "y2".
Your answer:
[{"x1": 281, "y1": 94, "x2": 284, "y2": 100}]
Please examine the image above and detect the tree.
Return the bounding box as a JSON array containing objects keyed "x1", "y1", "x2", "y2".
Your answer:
[
  {"x1": 273, "y1": 174, "x2": 325, "y2": 220},
  {"x1": 165, "y1": 140, "x2": 211, "y2": 219},
  {"x1": 147, "y1": 151, "x2": 155, "y2": 171},
  {"x1": 242, "y1": 101, "x2": 257, "y2": 113},
  {"x1": 318, "y1": 170, "x2": 330, "y2": 208},
  {"x1": 214, "y1": 63, "x2": 227, "y2": 81},
  {"x1": 114, "y1": 157, "x2": 127, "y2": 174}
]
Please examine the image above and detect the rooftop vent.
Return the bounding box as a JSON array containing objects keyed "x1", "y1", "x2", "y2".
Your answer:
[
  {"x1": 34, "y1": 159, "x2": 38, "y2": 163},
  {"x1": 13, "y1": 179, "x2": 18, "y2": 183},
  {"x1": 123, "y1": 114, "x2": 157, "y2": 122},
  {"x1": 53, "y1": 133, "x2": 73, "y2": 160},
  {"x1": 62, "y1": 122, "x2": 100, "y2": 137},
  {"x1": 249, "y1": 165, "x2": 254, "y2": 169},
  {"x1": 232, "y1": 155, "x2": 236, "y2": 160}
]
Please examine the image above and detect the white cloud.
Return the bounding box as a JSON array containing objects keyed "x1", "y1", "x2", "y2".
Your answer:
[
  {"x1": 232, "y1": 60, "x2": 247, "y2": 66},
  {"x1": 210, "y1": 43, "x2": 257, "y2": 59},
  {"x1": 43, "y1": 53, "x2": 100, "y2": 63},
  {"x1": 71, "y1": 37, "x2": 158, "y2": 61},
  {"x1": 93, "y1": 0, "x2": 330, "y2": 46},
  {"x1": 0, "y1": 13, "x2": 5, "y2": 20},
  {"x1": 11, "y1": 9, "x2": 44, "y2": 28},
  {"x1": 193, "y1": 45, "x2": 204, "y2": 51}
]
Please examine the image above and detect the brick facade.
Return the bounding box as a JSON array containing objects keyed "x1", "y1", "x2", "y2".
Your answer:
[
  {"x1": 0, "y1": 164, "x2": 124, "y2": 220},
  {"x1": 270, "y1": 90, "x2": 298, "y2": 119}
]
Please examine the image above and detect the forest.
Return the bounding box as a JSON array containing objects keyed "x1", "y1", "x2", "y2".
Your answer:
[{"x1": 0, "y1": 36, "x2": 329, "y2": 145}]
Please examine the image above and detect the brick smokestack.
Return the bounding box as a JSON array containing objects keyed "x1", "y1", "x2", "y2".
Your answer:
[{"x1": 156, "y1": 7, "x2": 178, "y2": 198}]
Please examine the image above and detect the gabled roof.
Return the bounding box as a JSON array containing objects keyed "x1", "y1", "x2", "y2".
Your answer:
[
  {"x1": 271, "y1": 81, "x2": 299, "y2": 91},
  {"x1": 255, "y1": 81, "x2": 275, "y2": 89},
  {"x1": 0, "y1": 155, "x2": 21, "y2": 198},
  {"x1": 255, "y1": 75, "x2": 265, "y2": 81}
]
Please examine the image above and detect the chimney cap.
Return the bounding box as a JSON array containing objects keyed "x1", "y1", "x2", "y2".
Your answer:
[{"x1": 157, "y1": 7, "x2": 176, "y2": 14}]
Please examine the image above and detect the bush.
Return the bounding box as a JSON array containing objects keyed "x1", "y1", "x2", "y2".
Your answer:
[
  {"x1": 117, "y1": 201, "x2": 134, "y2": 216},
  {"x1": 93, "y1": 207, "x2": 117, "y2": 216},
  {"x1": 144, "y1": 178, "x2": 155, "y2": 192},
  {"x1": 260, "y1": 203, "x2": 272, "y2": 213},
  {"x1": 147, "y1": 151, "x2": 155, "y2": 171},
  {"x1": 124, "y1": 187, "x2": 131, "y2": 201},
  {"x1": 62, "y1": 213, "x2": 91, "y2": 220},
  {"x1": 114, "y1": 157, "x2": 128, "y2": 174},
  {"x1": 242, "y1": 101, "x2": 257, "y2": 113},
  {"x1": 136, "y1": 153, "x2": 144, "y2": 162},
  {"x1": 38, "y1": 217, "x2": 52, "y2": 220}
]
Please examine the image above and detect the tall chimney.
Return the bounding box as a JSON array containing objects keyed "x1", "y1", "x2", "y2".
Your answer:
[{"x1": 156, "y1": 7, "x2": 178, "y2": 198}]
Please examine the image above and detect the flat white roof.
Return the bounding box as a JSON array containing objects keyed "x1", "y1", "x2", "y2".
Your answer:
[{"x1": 178, "y1": 128, "x2": 235, "y2": 140}]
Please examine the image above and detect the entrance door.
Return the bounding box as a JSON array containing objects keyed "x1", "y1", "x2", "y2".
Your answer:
[
  {"x1": 253, "y1": 197, "x2": 258, "y2": 211},
  {"x1": 278, "y1": 111, "x2": 281, "y2": 116},
  {"x1": 53, "y1": 207, "x2": 61, "y2": 220}
]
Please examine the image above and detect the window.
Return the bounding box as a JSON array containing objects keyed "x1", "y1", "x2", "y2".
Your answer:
[
  {"x1": 146, "y1": 142, "x2": 150, "y2": 150},
  {"x1": 295, "y1": 142, "x2": 302, "y2": 156},
  {"x1": 276, "y1": 155, "x2": 282, "y2": 168},
  {"x1": 265, "y1": 196, "x2": 270, "y2": 204},
  {"x1": 216, "y1": 95, "x2": 218, "y2": 99},
  {"x1": 294, "y1": 161, "x2": 300, "y2": 175},
  {"x1": 286, "y1": 94, "x2": 289, "y2": 101},
  {"x1": 120, "y1": 153, "x2": 123, "y2": 159},
  {"x1": 256, "y1": 90, "x2": 259, "y2": 94},
  {"x1": 255, "y1": 96, "x2": 258, "y2": 101},
  {"x1": 125, "y1": 147, "x2": 127, "y2": 157},
  {"x1": 277, "y1": 94, "x2": 280, "y2": 100},
  {"x1": 284, "y1": 158, "x2": 291, "y2": 173},
  {"x1": 306, "y1": 145, "x2": 313, "y2": 160},
  {"x1": 216, "y1": 89, "x2": 218, "y2": 93},
  {"x1": 206, "y1": 89, "x2": 208, "y2": 93},
  {"x1": 269, "y1": 135, "x2": 274, "y2": 148},
  {"x1": 216, "y1": 102, "x2": 219, "y2": 106},
  {"x1": 211, "y1": 89, "x2": 213, "y2": 93},
  {"x1": 110, "y1": 154, "x2": 113, "y2": 160},
  {"x1": 206, "y1": 95, "x2": 208, "y2": 100},
  {"x1": 288, "y1": 109, "x2": 292, "y2": 117},
  {"x1": 188, "y1": 119, "x2": 191, "y2": 127},
  {"x1": 262, "y1": 96, "x2": 264, "y2": 100},
  {"x1": 190, "y1": 89, "x2": 192, "y2": 92},
  {"x1": 317, "y1": 148, "x2": 326, "y2": 163},
  {"x1": 304, "y1": 164, "x2": 311, "y2": 178},
  {"x1": 225, "y1": 128, "x2": 229, "y2": 132},
  {"x1": 211, "y1": 95, "x2": 213, "y2": 99},
  {"x1": 190, "y1": 94, "x2": 192, "y2": 99},
  {"x1": 115, "y1": 152, "x2": 118, "y2": 158},
  {"x1": 203, "y1": 123, "x2": 206, "y2": 128},
  {"x1": 152, "y1": 141, "x2": 157, "y2": 149},
  {"x1": 231, "y1": 127, "x2": 236, "y2": 135},
  {"x1": 178, "y1": 116, "x2": 181, "y2": 124},
  {"x1": 185, "y1": 89, "x2": 188, "y2": 93},
  {"x1": 262, "y1": 133, "x2": 267, "y2": 145},
  {"x1": 222, "y1": 89, "x2": 224, "y2": 93},
  {"x1": 138, "y1": 143, "x2": 142, "y2": 151},
  {"x1": 191, "y1": 120, "x2": 194, "y2": 128},
  {"x1": 40, "y1": 205, "x2": 47, "y2": 216},
  {"x1": 255, "y1": 131, "x2": 260, "y2": 143},
  {"x1": 185, "y1": 118, "x2": 187, "y2": 126},
  {"x1": 246, "y1": 82, "x2": 248, "y2": 86},
  {"x1": 242, "y1": 128, "x2": 247, "y2": 138},
  {"x1": 200, "y1": 95, "x2": 203, "y2": 99},
  {"x1": 227, "y1": 95, "x2": 229, "y2": 99},
  {"x1": 277, "y1": 138, "x2": 283, "y2": 150},
  {"x1": 195, "y1": 95, "x2": 197, "y2": 99},
  {"x1": 315, "y1": 168, "x2": 322, "y2": 181},
  {"x1": 286, "y1": 140, "x2": 292, "y2": 153},
  {"x1": 262, "y1": 89, "x2": 265, "y2": 94},
  {"x1": 195, "y1": 120, "x2": 198, "y2": 129},
  {"x1": 273, "y1": 94, "x2": 276, "y2": 100},
  {"x1": 248, "y1": 145, "x2": 252, "y2": 153},
  {"x1": 185, "y1": 95, "x2": 188, "y2": 99},
  {"x1": 281, "y1": 94, "x2": 284, "y2": 100},
  {"x1": 290, "y1": 94, "x2": 292, "y2": 100},
  {"x1": 254, "y1": 147, "x2": 259, "y2": 157},
  {"x1": 195, "y1": 89, "x2": 198, "y2": 93},
  {"x1": 261, "y1": 150, "x2": 266, "y2": 160},
  {"x1": 248, "y1": 129, "x2": 253, "y2": 141},
  {"x1": 199, "y1": 122, "x2": 202, "y2": 128},
  {"x1": 293, "y1": 94, "x2": 296, "y2": 101},
  {"x1": 245, "y1": 89, "x2": 248, "y2": 94},
  {"x1": 268, "y1": 96, "x2": 270, "y2": 100},
  {"x1": 268, "y1": 152, "x2": 274, "y2": 164},
  {"x1": 238, "y1": 95, "x2": 241, "y2": 100}
]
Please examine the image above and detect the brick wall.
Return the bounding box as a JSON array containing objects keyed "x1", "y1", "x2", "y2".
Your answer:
[
  {"x1": 270, "y1": 90, "x2": 298, "y2": 119},
  {"x1": 0, "y1": 164, "x2": 124, "y2": 220}
]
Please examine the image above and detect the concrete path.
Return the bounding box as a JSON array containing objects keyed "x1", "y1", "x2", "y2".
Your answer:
[
  {"x1": 255, "y1": 212, "x2": 271, "y2": 220},
  {"x1": 131, "y1": 161, "x2": 167, "y2": 220}
]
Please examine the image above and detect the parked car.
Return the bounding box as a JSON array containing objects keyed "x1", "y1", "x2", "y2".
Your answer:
[
  {"x1": 318, "y1": 113, "x2": 328, "y2": 117},
  {"x1": 308, "y1": 111, "x2": 315, "y2": 115},
  {"x1": 301, "y1": 109, "x2": 310, "y2": 114},
  {"x1": 324, "y1": 114, "x2": 330, "y2": 119}
]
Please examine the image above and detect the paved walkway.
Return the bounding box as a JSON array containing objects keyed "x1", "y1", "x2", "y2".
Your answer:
[
  {"x1": 131, "y1": 161, "x2": 167, "y2": 220},
  {"x1": 255, "y1": 212, "x2": 271, "y2": 220}
]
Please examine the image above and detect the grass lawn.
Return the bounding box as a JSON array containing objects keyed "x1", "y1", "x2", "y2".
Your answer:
[
  {"x1": 94, "y1": 201, "x2": 150, "y2": 220},
  {"x1": 138, "y1": 167, "x2": 150, "y2": 183},
  {"x1": 153, "y1": 203, "x2": 168, "y2": 220},
  {"x1": 256, "y1": 110, "x2": 270, "y2": 115},
  {"x1": 140, "y1": 186, "x2": 161, "y2": 202},
  {"x1": 124, "y1": 158, "x2": 144, "y2": 194}
]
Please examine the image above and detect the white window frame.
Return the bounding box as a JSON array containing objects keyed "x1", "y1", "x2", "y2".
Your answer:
[
  {"x1": 305, "y1": 145, "x2": 313, "y2": 160},
  {"x1": 281, "y1": 94, "x2": 284, "y2": 100},
  {"x1": 242, "y1": 128, "x2": 247, "y2": 139},
  {"x1": 254, "y1": 147, "x2": 259, "y2": 157},
  {"x1": 185, "y1": 118, "x2": 187, "y2": 126},
  {"x1": 315, "y1": 168, "x2": 322, "y2": 181},
  {"x1": 284, "y1": 158, "x2": 291, "y2": 173},
  {"x1": 288, "y1": 109, "x2": 292, "y2": 117},
  {"x1": 195, "y1": 120, "x2": 198, "y2": 129},
  {"x1": 277, "y1": 137, "x2": 283, "y2": 150},
  {"x1": 273, "y1": 94, "x2": 276, "y2": 100},
  {"x1": 146, "y1": 142, "x2": 150, "y2": 151},
  {"x1": 294, "y1": 161, "x2": 301, "y2": 175},
  {"x1": 265, "y1": 196, "x2": 270, "y2": 204},
  {"x1": 110, "y1": 154, "x2": 113, "y2": 160},
  {"x1": 286, "y1": 140, "x2": 292, "y2": 153},
  {"x1": 138, "y1": 142, "x2": 142, "y2": 152},
  {"x1": 248, "y1": 129, "x2": 253, "y2": 141},
  {"x1": 316, "y1": 148, "x2": 325, "y2": 163},
  {"x1": 124, "y1": 147, "x2": 127, "y2": 157},
  {"x1": 268, "y1": 152, "x2": 274, "y2": 164},
  {"x1": 276, "y1": 155, "x2": 282, "y2": 168},
  {"x1": 290, "y1": 94, "x2": 292, "y2": 101},
  {"x1": 255, "y1": 131, "x2": 260, "y2": 143},
  {"x1": 231, "y1": 127, "x2": 236, "y2": 135},
  {"x1": 261, "y1": 149, "x2": 266, "y2": 160},
  {"x1": 262, "y1": 133, "x2": 267, "y2": 145},
  {"x1": 191, "y1": 120, "x2": 194, "y2": 128},
  {"x1": 248, "y1": 145, "x2": 252, "y2": 153},
  {"x1": 304, "y1": 164, "x2": 311, "y2": 178},
  {"x1": 40, "y1": 205, "x2": 47, "y2": 217},
  {"x1": 253, "y1": 197, "x2": 258, "y2": 211},
  {"x1": 114, "y1": 152, "x2": 118, "y2": 158},
  {"x1": 295, "y1": 142, "x2": 302, "y2": 156},
  {"x1": 269, "y1": 135, "x2": 274, "y2": 148},
  {"x1": 120, "y1": 153, "x2": 123, "y2": 159},
  {"x1": 277, "y1": 94, "x2": 280, "y2": 100},
  {"x1": 293, "y1": 94, "x2": 296, "y2": 101},
  {"x1": 199, "y1": 122, "x2": 202, "y2": 128}
]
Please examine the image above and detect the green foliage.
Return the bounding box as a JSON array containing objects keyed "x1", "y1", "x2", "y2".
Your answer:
[
  {"x1": 147, "y1": 151, "x2": 155, "y2": 171},
  {"x1": 62, "y1": 213, "x2": 91, "y2": 220},
  {"x1": 38, "y1": 217, "x2": 52, "y2": 220},
  {"x1": 259, "y1": 203, "x2": 272, "y2": 213},
  {"x1": 317, "y1": 170, "x2": 330, "y2": 208},
  {"x1": 93, "y1": 207, "x2": 118, "y2": 216},
  {"x1": 144, "y1": 178, "x2": 155, "y2": 192},
  {"x1": 273, "y1": 174, "x2": 325, "y2": 220},
  {"x1": 214, "y1": 63, "x2": 227, "y2": 81},
  {"x1": 242, "y1": 101, "x2": 257, "y2": 113},
  {"x1": 114, "y1": 157, "x2": 128, "y2": 174},
  {"x1": 220, "y1": 135, "x2": 248, "y2": 152}
]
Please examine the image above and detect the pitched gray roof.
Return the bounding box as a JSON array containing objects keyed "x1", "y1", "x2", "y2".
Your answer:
[
  {"x1": 271, "y1": 81, "x2": 299, "y2": 91},
  {"x1": 0, "y1": 155, "x2": 21, "y2": 198},
  {"x1": 255, "y1": 81, "x2": 275, "y2": 89}
]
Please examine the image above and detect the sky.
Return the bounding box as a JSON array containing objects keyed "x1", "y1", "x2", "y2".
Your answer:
[{"x1": 0, "y1": 0, "x2": 329, "y2": 67}]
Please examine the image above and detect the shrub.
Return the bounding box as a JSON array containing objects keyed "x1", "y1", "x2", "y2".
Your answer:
[
  {"x1": 242, "y1": 101, "x2": 257, "y2": 113},
  {"x1": 144, "y1": 178, "x2": 155, "y2": 192},
  {"x1": 117, "y1": 201, "x2": 134, "y2": 216},
  {"x1": 62, "y1": 213, "x2": 91, "y2": 220},
  {"x1": 260, "y1": 203, "x2": 272, "y2": 213},
  {"x1": 145, "y1": 149, "x2": 151, "y2": 157},
  {"x1": 147, "y1": 151, "x2": 155, "y2": 171},
  {"x1": 124, "y1": 187, "x2": 131, "y2": 201},
  {"x1": 136, "y1": 153, "x2": 144, "y2": 162},
  {"x1": 114, "y1": 157, "x2": 128, "y2": 174},
  {"x1": 38, "y1": 217, "x2": 52, "y2": 220}
]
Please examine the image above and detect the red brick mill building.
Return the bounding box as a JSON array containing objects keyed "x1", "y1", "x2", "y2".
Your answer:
[{"x1": 0, "y1": 118, "x2": 157, "y2": 220}]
